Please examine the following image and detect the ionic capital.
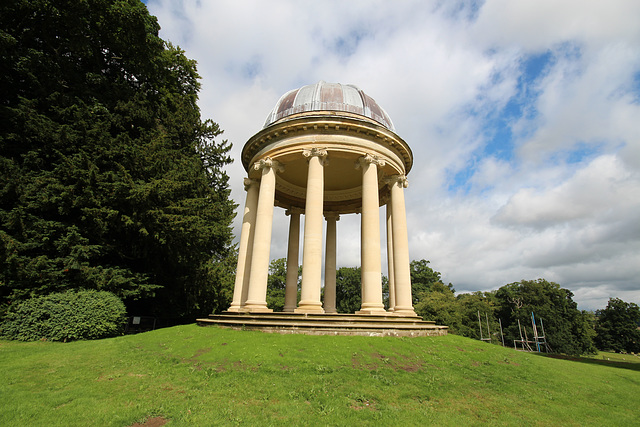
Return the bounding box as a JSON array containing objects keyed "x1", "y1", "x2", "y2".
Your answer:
[
  {"x1": 385, "y1": 174, "x2": 409, "y2": 188},
  {"x1": 356, "y1": 153, "x2": 386, "y2": 169},
  {"x1": 285, "y1": 207, "x2": 305, "y2": 216},
  {"x1": 323, "y1": 211, "x2": 340, "y2": 222},
  {"x1": 302, "y1": 147, "x2": 329, "y2": 165},
  {"x1": 253, "y1": 157, "x2": 284, "y2": 173},
  {"x1": 243, "y1": 178, "x2": 259, "y2": 191}
]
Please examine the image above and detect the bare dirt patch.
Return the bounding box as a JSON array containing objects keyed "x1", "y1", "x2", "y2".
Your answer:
[
  {"x1": 129, "y1": 416, "x2": 168, "y2": 427},
  {"x1": 398, "y1": 363, "x2": 422, "y2": 372},
  {"x1": 191, "y1": 347, "x2": 212, "y2": 359}
]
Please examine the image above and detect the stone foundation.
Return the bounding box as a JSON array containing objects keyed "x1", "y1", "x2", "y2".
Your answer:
[{"x1": 197, "y1": 312, "x2": 448, "y2": 337}]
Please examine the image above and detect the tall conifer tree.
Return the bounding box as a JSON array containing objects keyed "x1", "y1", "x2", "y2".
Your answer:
[{"x1": 0, "y1": 0, "x2": 236, "y2": 320}]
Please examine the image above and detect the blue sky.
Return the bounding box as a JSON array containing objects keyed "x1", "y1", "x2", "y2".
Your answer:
[{"x1": 146, "y1": 0, "x2": 640, "y2": 310}]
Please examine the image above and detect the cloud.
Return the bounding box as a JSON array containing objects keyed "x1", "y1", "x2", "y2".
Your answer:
[
  {"x1": 470, "y1": 0, "x2": 640, "y2": 50},
  {"x1": 494, "y1": 155, "x2": 640, "y2": 228},
  {"x1": 147, "y1": 0, "x2": 640, "y2": 310}
]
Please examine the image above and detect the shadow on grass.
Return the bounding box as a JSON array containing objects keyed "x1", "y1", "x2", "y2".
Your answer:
[{"x1": 540, "y1": 353, "x2": 640, "y2": 372}]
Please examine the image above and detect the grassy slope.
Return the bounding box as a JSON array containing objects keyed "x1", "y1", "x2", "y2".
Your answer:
[{"x1": 1, "y1": 325, "x2": 638, "y2": 426}]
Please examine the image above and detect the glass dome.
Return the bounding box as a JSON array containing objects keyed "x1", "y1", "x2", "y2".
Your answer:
[{"x1": 263, "y1": 81, "x2": 395, "y2": 131}]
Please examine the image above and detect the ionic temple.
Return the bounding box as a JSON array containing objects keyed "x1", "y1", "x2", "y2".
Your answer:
[{"x1": 199, "y1": 81, "x2": 447, "y2": 336}]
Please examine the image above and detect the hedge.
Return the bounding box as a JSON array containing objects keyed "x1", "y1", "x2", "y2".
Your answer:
[{"x1": 1, "y1": 290, "x2": 127, "y2": 341}]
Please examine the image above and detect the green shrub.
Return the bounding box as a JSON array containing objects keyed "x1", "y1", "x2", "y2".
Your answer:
[{"x1": 1, "y1": 290, "x2": 127, "y2": 341}]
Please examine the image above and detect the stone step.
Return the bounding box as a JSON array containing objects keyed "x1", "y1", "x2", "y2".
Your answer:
[
  {"x1": 197, "y1": 313, "x2": 448, "y2": 337},
  {"x1": 217, "y1": 312, "x2": 434, "y2": 323},
  {"x1": 201, "y1": 318, "x2": 437, "y2": 330}
]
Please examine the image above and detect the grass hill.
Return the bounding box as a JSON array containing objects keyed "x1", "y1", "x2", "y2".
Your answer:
[{"x1": 1, "y1": 324, "x2": 638, "y2": 426}]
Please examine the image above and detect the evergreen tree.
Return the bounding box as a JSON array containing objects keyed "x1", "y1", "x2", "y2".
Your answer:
[{"x1": 0, "y1": 0, "x2": 236, "y2": 320}]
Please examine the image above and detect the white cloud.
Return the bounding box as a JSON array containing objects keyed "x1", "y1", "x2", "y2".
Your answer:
[
  {"x1": 470, "y1": 0, "x2": 640, "y2": 50},
  {"x1": 147, "y1": 0, "x2": 640, "y2": 311},
  {"x1": 494, "y1": 155, "x2": 640, "y2": 228}
]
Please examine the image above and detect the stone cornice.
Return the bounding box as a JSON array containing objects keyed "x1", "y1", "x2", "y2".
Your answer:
[{"x1": 242, "y1": 115, "x2": 412, "y2": 174}]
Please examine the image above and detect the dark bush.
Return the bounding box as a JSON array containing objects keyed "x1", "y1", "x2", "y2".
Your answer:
[{"x1": 1, "y1": 290, "x2": 127, "y2": 341}]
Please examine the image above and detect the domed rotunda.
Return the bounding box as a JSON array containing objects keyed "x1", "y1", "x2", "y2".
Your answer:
[{"x1": 201, "y1": 81, "x2": 446, "y2": 336}]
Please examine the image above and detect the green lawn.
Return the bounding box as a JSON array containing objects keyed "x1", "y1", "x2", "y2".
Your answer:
[
  {"x1": 543, "y1": 350, "x2": 640, "y2": 373},
  {"x1": 1, "y1": 324, "x2": 638, "y2": 426},
  {"x1": 586, "y1": 351, "x2": 640, "y2": 364}
]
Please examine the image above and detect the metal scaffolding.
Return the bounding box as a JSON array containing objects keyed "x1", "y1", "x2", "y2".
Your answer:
[{"x1": 513, "y1": 312, "x2": 552, "y2": 353}]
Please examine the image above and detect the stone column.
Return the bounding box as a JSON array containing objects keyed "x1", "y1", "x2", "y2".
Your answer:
[
  {"x1": 389, "y1": 174, "x2": 417, "y2": 316},
  {"x1": 356, "y1": 154, "x2": 386, "y2": 314},
  {"x1": 386, "y1": 204, "x2": 396, "y2": 312},
  {"x1": 323, "y1": 212, "x2": 339, "y2": 314},
  {"x1": 243, "y1": 157, "x2": 283, "y2": 312},
  {"x1": 227, "y1": 178, "x2": 259, "y2": 312},
  {"x1": 296, "y1": 147, "x2": 328, "y2": 313},
  {"x1": 283, "y1": 208, "x2": 302, "y2": 312}
]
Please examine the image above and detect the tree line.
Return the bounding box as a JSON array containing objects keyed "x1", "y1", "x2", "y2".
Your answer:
[{"x1": 266, "y1": 258, "x2": 640, "y2": 356}]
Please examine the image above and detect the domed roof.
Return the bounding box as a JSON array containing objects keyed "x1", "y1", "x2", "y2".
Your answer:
[{"x1": 263, "y1": 81, "x2": 395, "y2": 131}]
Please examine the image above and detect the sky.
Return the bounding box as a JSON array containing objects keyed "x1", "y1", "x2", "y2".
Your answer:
[{"x1": 145, "y1": 0, "x2": 640, "y2": 311}]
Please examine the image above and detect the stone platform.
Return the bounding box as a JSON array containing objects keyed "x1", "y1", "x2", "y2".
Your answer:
[{"x1": 197, "y1": 312, "x2": 448, "y2": 337}]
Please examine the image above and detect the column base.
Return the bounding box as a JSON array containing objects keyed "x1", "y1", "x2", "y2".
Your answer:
[
  {"x1": 226, "y1": 304, "x2": 242, "y2": 312},
  {"x1": 323, "y1": 308, "x2": 338, "y2": 314},
  {"x1": 356, "y1": 303, "x2": 387, "y2": 315},
  {"x1": 244, "y1": 308, "x2": 274, "y2": 313},
  {"x1": 282, "y1": 307, "x2": 296, "y2": 313},
  {"x1": 392, "y1": 307, "x2": 417, "y2": 316},
  {"x1": 356, "y1": 309, "x2": 387, "y2": 315},
  {"x1": 241, "y1": 302, "x2": 273, "y2": 313},
  {"x1": 295, "y1": 301, "x2": 325, "y2": 313}
]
